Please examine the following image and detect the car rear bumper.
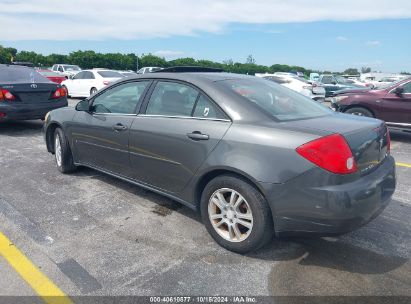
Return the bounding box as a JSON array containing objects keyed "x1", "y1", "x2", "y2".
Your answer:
[
  {"x1": 0, "y1": 99, "x2": 68, "y2": 121},
  {"x1": 261, "y1": 155, "x2": 396, "y2": 236}
]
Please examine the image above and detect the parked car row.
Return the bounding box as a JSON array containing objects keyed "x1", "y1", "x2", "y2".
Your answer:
[{"x1": 0, "y1": 64, "x2": 400, "y2": 253}]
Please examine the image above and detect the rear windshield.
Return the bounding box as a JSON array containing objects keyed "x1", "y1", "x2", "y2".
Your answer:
[
  {"x1": 97, "y1": 71, "x2": 124, "y2": 78},
  {"x1": 0, "y1": 67, "x2": 50, "y2": 83},
  {"x1": 220, "y1": 78, "x2": 331, "y2": 121},
  {"x1": 63, "y1": 65, "x2": 81, "y2": 71}
]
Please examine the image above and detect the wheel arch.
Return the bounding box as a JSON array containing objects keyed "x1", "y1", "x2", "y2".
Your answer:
[
  {"x1": 45, "y1": 122, "x2": 63, "y2": 154},
  {"x1": 194, "y1": 167, "x2": 271, "y2": 213},
  {"x1": 342, "y1": 104, "x2": 376, "y2": 117}
]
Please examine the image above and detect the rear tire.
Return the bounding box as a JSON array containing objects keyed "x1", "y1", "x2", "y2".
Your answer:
[
  {"x1": 54, "y1": 128, "x2": 76, "y2": 173},
  {"x1": 200, "y1": 175, "x2": 273, "y2": 253},
  {"x1": 345, "y1": 107, "x2": 374, "y2": 117}
]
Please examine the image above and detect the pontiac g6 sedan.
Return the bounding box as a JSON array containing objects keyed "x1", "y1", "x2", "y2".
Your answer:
[{"x1": 44, "y1": 70, "x2": 396, "y2": 253}]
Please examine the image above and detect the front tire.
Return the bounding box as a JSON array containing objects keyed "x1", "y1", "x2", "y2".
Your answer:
[
  {"x1": 201, "y1": 175, "x2": 273, "y2": 253},
  {"x1": 54, "y1": 128, "x2": 77, "y2": 173},
  {"x1": 345, "y1": 107, "x2": 374, "y2": 117},
  {"x1": 90, "y1": 87, "x2": 97, "y2": 95}
]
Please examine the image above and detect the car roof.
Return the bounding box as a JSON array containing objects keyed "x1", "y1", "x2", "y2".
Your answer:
[{"x1": 126, "y1": 72, "x2": 253, "y2": 84}]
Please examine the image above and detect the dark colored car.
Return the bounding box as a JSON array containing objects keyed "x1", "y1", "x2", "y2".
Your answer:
[
  {"x1": 318, "y1": 74, "x2": 362, "y2": 97},
  {"x1": 0, "y1": 64, "x2": 68, "y2": 121},
  {"x1": 44, "y1": 71, "x2": 395, "y2": 253},
  {"x1": 37, "y1": 69, "x2": 67, "y2": 84},
  {"x1": 331, "y1": 77, "x2": 411, "y2": 132}
]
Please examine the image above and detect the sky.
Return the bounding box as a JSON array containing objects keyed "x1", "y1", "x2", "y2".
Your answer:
[{"x1": 1, "y1": 0, "x2": 411, "y2": 72}]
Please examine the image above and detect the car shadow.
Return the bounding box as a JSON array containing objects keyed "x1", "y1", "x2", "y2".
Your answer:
[
  {"x1": 0, "y1": 120, "x2": 44, "y2": 137},
  {"x1": 390, "y1": 129, "x2": 411, "y2": 143}
]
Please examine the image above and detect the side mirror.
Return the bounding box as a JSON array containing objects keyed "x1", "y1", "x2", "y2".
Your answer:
[
  {"x1": 75, "y1": 99, "x2": 90, "y2": 112},
  {"x1": 393, "y1": 87, "x2": 404, "y2": 96},
  {"x1": 69, "y1": 74, "x2": 74, "y2": 80}
]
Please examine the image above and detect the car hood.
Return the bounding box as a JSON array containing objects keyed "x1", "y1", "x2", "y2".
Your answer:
[{"x1": 334, "y1": 87, "x2": 383, "y2": 95}]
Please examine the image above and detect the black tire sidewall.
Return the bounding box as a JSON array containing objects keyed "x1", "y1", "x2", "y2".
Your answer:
[
  {"x1": 54, "y1": 128, "x2": 76, "y2": 173},
  {"x1": 200, "y1": 175, "x2": 273, "y2": 253},
  {"x1": 345, "y1": 107, "x2": 373, "y2": 117}
]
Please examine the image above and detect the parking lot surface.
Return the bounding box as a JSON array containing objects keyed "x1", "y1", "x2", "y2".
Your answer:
[{"x1": 0, "y1": 99, "x2": 410, "y2": 299}]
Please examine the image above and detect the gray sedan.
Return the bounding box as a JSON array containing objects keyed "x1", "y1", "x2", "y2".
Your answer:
[{"x1": 44, "y1": 71, "x2": 396, "y2": 253}]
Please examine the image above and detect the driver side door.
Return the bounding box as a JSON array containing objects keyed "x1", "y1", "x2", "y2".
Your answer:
[
  {"x1": 70, "y1": 80, "x2": 152, "y2": 175},
  {"x1": 380, "y1": 80, "x2": 411, "y2": 124}
]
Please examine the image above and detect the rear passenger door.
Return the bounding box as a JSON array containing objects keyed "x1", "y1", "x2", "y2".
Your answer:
[{"x1": 129, "y1": 80, "x2": 231, "y2": 193}]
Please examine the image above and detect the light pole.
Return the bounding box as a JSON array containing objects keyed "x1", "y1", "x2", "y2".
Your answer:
[{"x1": 136, "y1": 54, "x2": 139, "y2": 72}]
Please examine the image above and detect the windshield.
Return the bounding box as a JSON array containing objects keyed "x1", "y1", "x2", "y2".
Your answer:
[
  {"x1": 63, "y1": 65, "x2": 81, "y2": 71},
  {"x1": 0, "y1": 67, "x2": 50, "y2": 83},
  {"x1": 220, "y1": 78, "x2": 331, "y2": 121},
  {"x1": 379, "y1": 77, "x2": 410, "y2": 89},
  {"x1": 97, "y1": 71, "x2": 124, "y2": 78},
  {"x1": 39, "y1": 70, "x2": 62, "y2": 77}
]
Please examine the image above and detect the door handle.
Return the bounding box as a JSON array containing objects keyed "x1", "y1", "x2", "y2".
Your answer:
[
  {"x1": 113, "y1": 123, "x2": 128, "y2": 132},
  {"x1": 187, "y1": 131, "x2": 209, "y2": 141}
]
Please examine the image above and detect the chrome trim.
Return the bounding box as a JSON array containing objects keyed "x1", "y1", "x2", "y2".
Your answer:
[
  {"x1": 92, "y1": 113, "x2": 137, "y2": 117},
  {"x1": 386, "y1": 122, "x2": 411, "y2": 127},
  {"x1": 137, "y1": 114, "x2": 231, "y2": 122}
]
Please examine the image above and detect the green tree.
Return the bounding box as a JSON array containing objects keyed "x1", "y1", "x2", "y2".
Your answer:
[
  {"x1": 344, "y1": 68, "x2": 359, "y2": 75},
  {"x1": 246, "y1": 55, "x2": 255, "y2": 64},
  {"x1": 361, "y1": 67, "x2": 371, "y2": 73}
]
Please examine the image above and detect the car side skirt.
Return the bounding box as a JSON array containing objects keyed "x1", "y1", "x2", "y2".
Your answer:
[{"x1": 74, "y1": 161, "x2": 198, "y2": 211}]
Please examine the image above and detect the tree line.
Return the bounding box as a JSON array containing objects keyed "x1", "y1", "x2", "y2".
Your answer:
[{"x1": 1, "y1": 45, "x2": 377, "y2": 76}]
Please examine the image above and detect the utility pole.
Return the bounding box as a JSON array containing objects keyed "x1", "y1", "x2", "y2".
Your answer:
[{"x1": 136, "y1": 54, "x2": 139, "y2": 72}]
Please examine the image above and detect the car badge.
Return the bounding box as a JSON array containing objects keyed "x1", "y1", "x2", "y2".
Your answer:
[{"x1": 31, "y1": 84, "x2": 38, "y2": 89}]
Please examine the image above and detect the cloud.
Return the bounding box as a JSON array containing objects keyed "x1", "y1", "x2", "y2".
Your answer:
[
  {"x1": 1, "y1": 0, "x2": 411, "y2": 41},
  {"x1": 366, "y1": 40, "x2": 381, "y2": 46},
  {"x1": 336, "y1": 36, "x2": 348, "y2": 41},
  {"x1": 153, "y1": 50, "x2": 184, "y2": 58}
]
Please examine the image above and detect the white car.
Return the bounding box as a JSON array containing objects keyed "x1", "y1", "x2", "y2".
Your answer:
[
  {"x1": 262, "y1": 75, "x2": 326, "y2": 102},
  {"x1": 51, "y1": 64, "x2": 82, "y2": 78},
  {"x1": 137, "y1": 67, "x2": 163, "y2": 74},
  {"x1": 344, "y1": 78, "x2": 375, "y2": 89},
  {"x1": 61, "y1": 70, "x2": 124, "y2": 97}
]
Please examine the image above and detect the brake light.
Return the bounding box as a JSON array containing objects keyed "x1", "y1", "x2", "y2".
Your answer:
[
  {"x1": 103, "y1": 81, "x2": 110, "y2": 85},
  {"x1": 51, "y1": 87, "x2": 67, "y2": 99},
  {"x1": 296, "y1": 134, "x2": 357, "y2": 174},
  {"x1": 0, "y1": 89, "x2": 16, "y2": 101}
]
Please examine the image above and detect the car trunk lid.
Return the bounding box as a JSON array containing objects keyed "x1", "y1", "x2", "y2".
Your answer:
[
  {"x1": 282, "y1": 113, "x2": 390, "y2": 175},
  {"x1": 4, "y1": 83, "x2": 59, "y2": 103}
]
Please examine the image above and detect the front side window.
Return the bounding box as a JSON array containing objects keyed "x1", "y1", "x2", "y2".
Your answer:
[
  {"x1": 97, "y1": 71, "x2": 123, "y2": 78},
  {"x1": 220, "y1": 78, "x2": 331, "y2": 121},
  {"x1": 83, "y1": 72, "x2": 95, "y2": 79},
  {"x1": 401, "y1": 81, "x2": 411, "y2": 93},
  {"x1": 146, "y1": 81, "x2": 199, "y2": 117},
  {"x1": 73, "y1": 72, "x2": 85, "y2": 80},
  {"x1": 91, "y1": 81, "x2": 150, "y2": 114}
]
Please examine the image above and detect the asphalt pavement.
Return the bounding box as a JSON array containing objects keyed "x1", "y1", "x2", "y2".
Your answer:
[{"x1": 0, "y1": 99, "x2": 410, "y2": 300}]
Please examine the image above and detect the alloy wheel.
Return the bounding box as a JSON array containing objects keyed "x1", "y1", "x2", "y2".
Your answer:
[{"x1": 208, "y1": 188, "x2": 253, "y2": 242}]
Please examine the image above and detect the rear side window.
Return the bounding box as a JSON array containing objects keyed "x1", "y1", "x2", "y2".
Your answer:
[
  {"x1": 146, "y1": 81, "x2": 199, "y2": 117},
  {"x1": 92, "y1": 81, "x2": 150, "y2": 114},
  {"x1": 220, "y1": 78, "x2": 331, "y2": 121},
  {"x1": 193, "y1": 95, "x2": 226, "y2": 119},
  {"x1": 0, "y1": 67, "x2": 49, "y2": 83},
  {"x1": 401, "y1": 81, "x2": 411, "y2": 93},
  {"x1": 82, "y1": 71, "x2": 95, "y2": 79},
  {"x1": 321, "y1": 76, "x2": 334, "y2": 84}
]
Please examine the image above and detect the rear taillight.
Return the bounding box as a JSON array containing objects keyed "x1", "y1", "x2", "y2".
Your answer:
[
  {"x1": 103, "y1": 81, "x2": 110, "y2": 85},
  {"x1": 0, "y1": 89, "x2": 16, "y2": 101},
  {"x1": 386, "y1": 129, "x2": 391, "y2": 153},
  {"x1": 51, "y1": 87, "x2": 67, "y2": 99},
  {"x1": 296, "y1": 134, "x2": 357, "y2": 174}
]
